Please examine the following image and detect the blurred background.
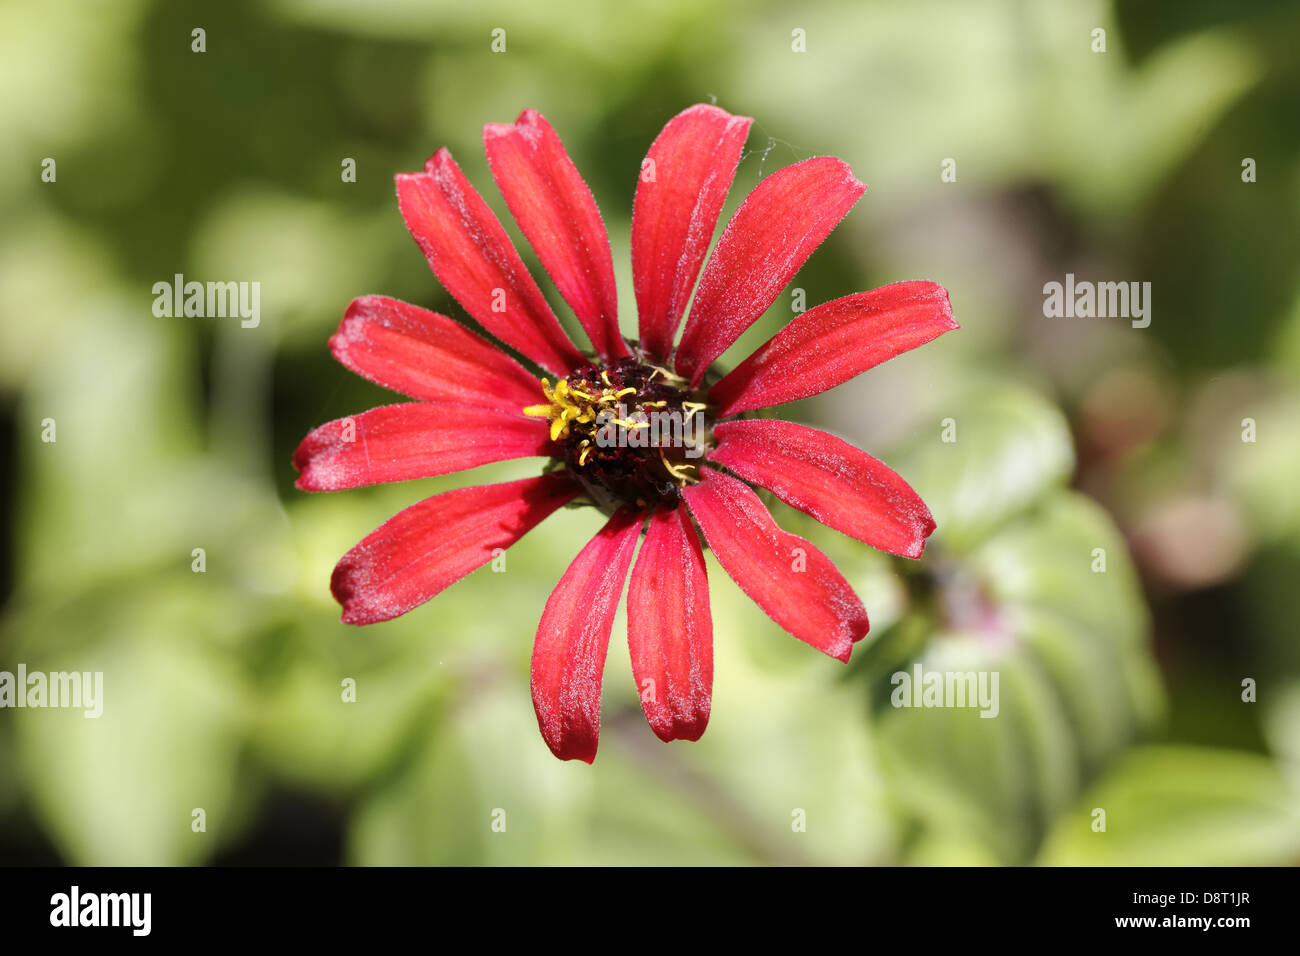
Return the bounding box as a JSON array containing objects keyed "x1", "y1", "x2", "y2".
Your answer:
[{"x1": 1, "y1": 0, "x2": 1299, "y2": 866}]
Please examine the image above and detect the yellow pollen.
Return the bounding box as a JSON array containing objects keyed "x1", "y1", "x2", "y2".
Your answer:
[
  {"x1": 647, "y1": 365, "x2": 686, "y2": 385},
  {"x1": 522, "y1": 370, "x2": 707, "y2": 492},
  {"x1": 659, "y1": 448, "x2": 699, "y2": 484},
  {"x1": 522, "y1": 375, "x2": 624, "y2": 443}
]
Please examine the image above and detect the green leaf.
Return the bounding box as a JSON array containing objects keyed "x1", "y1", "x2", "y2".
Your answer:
[
  {"x1": 872, "y1": 491, "x2": 1163, "y2": 862},
  {"x1": 973, "y1": 491, "x2": 1165, "y2": 760},
  {"x1": 889, "y1": 384, "x2": 1075, "y2": 553},
  {"x1": 10, "y1": 585, "x2": 251, "y2": 865},
  {"x1": 1038, "y1": 746, "x2": 1300, "y2": 866},
  {"x1": 875, "y1": 633, "x2": 1078, "y2": 862}
]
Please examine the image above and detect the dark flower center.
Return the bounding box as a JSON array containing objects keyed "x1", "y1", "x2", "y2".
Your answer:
[{"x1": 524, "y1": 354, "x2": 713, "y2": 512}]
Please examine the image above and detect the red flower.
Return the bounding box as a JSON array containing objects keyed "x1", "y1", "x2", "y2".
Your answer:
[{"x1": 295, "y1": 105, "x2": 958, "y2": 762}]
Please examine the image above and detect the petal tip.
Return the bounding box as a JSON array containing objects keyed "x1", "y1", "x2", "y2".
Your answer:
[
  {"x1": 393, "y1": 170, "x2": 424, "y2": 191},
  {"x1": 682, "y1": 102, "x2": 752, "y2": 124},
  {"x1": 482, "y1": 120, "x2": 513, "y2": 142},
  {"x1": 335, "y1": 595, "x2": 388, "y2": 627},
  {"x1": 331, "y1": 559, "x2": 380, "y2": 625},
  {"x1": 933, "y1": 286, "x2": 959, "y2": 329},
  {"x1": 827, "y1": 635, "x2": 857, "y2": 663},
  {"x1": 900, "y1": 515, "x2": 938, "y2": 559},
  {"x1": 818, "y1": 155, "x2": 866, "y2": 195},
  {"x1": 542, "y1": 732, "x2": 598, "y2": 763},
  {"x1": 336, "y1": 603, "x2": 366, "y2": 626},
  {"x1": 291, "y1": 431, "x2": 325, "y2": 488},
  {"x1": 423, "y1": 147, "x2": 454, "y2": 175},
  {"x1": 841, "y1": 605, "x2": 871, "y2": 657},
  {"x1": 326, "y1": 328, "x2": 349, "y2": 361},
  {"x1": 652, "y1": 718, "x2": 709, "y2": 744}
]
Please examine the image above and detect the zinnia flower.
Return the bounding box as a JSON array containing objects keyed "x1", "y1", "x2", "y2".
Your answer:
[{"x1": 295, "y1": 104, "x2": 957, "y2": 762}]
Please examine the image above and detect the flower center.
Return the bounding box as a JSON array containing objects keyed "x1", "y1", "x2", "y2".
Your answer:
[{"x1": 523, "y1": 356, "x2": 713, "y2": 511}]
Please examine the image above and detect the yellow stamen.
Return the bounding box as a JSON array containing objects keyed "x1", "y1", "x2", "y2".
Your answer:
[
  {"x1": 523, "y1": 375, "x2": 613, "y2": 443},
  {"x1": 659, "y1": 448, "x2": 699, "y2": 484},
  {"x1": 647, "y1": 364, "x2": 686, "y2": 385},
  {"x1": 521, "y1": 371, "x2": 706, "y2": 491}
]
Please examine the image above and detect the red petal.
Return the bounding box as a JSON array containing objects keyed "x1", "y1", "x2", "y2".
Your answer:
[
  {"x1": 396, "y1": 150, "x2": 585, "y2": 375},
  {"x1": 682, "y1": 469, "x2": 868, "y2": 661},
  {"x1": 674, "y1": 157, "x2": 866, "y2": 385},
  {"x1": 709, "y1": 282, "x2": 957, "y2": 417},
  {"x1": 484, "y1": 110, "x2": 627, "y2": 361},
  {"x1": 531, "y1": 508, "x2": 643, "y2": 763},
  {"x1": 626, "y1": 506, "x2": 713, "y2": 742},
  {"x1": 331, "y1": 473, "x2": 578, "y2": 624},
  {"x1": 709, "y1": 419, "x2": 935, "y2": 558},
  {"x1": 631, "y1": 104, "x2": 753, "y2": 360},
  {"x1": 330, "y1": 296, "x2": 542, "y2": 413},
  {"x1": 294, "y1": 403, "x2": 555, "y2": 492}
]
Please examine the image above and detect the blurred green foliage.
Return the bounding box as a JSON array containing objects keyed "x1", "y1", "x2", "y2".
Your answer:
[{"x1": 1, "y1": 0, "x2": 1298, "y2": 865}]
